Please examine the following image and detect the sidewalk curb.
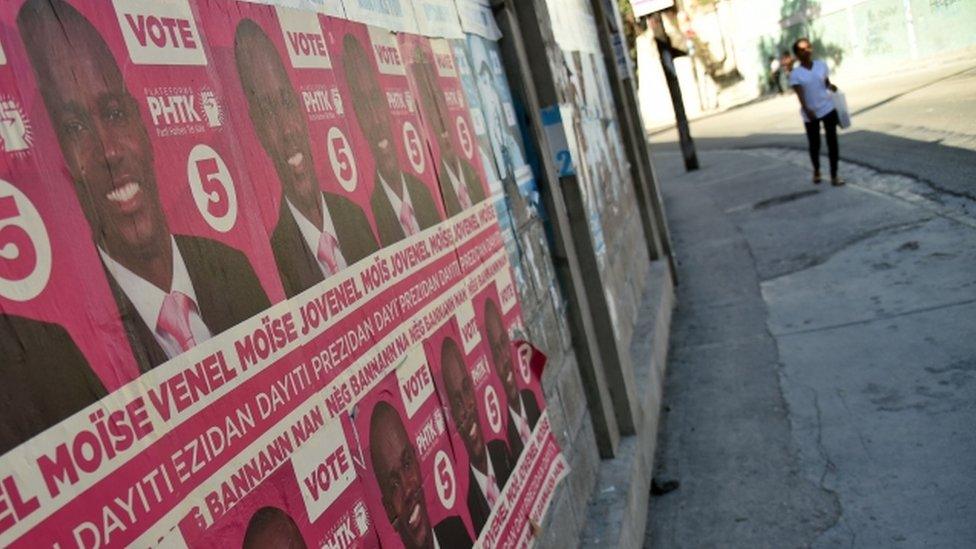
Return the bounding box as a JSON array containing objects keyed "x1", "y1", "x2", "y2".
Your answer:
[{"x1": 580, "y1": 261, "x2": 675, "y2": 549}]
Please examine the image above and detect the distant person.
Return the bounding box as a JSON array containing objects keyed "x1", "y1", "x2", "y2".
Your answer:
[
  {"x1": 768, "y1": 56, "x2": 782, "y2": 94},
  {"x1": 779, "y1": 50, "x2": 794, "y2": 88},
  {"x1": 235, "y1": 20, "x2": 377, "y2": 298},
  {"x1": 341, "y1": 35, "x2": 442, "y2": 246},
  {"x1": 789, "y1": 38, "x2": 844, "y2": 186},
  {"x1": 19, "y1": 0, "x2": 271, "y2": 373}
]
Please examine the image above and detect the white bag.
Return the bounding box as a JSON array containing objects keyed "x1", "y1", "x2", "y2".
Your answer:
[{"x1": 833, "y1": 90, "x2": 851, "y2": 129}]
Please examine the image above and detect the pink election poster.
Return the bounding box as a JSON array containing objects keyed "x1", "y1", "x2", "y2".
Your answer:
[
  {"x1": 399, "y1": 34, "x2": 489, "y2": 218},
  {"x1": 0, "y1": 0, "x2": 567, "y2": 547},
  {"x1": 352, "y1": 367, "x2": 474, "y2": 548},
  {"x1": 195, "y1": 2, "x2": 380, "y2": 299},
  {"x1": 328, "y1": 20, "x2": 446, "y2": 246},
  {"x1": 180, "y1": 413, "x2": 378, "y2": 548},
  {"x1": 423, "y1": 316, "x2": 507, "y2": 539}
]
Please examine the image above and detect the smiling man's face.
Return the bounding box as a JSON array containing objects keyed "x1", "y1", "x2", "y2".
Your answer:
[
  {"x1": 485, "y1": 299, "x2": 518, "y2": 406},
  {"x1": 236, "y1": 21, "x2": 317, "y2": 209},
  {"x1": 370, "y1": 402, "x2": 433, "y2": 549},
  {"x1": 441, "y1": 337, "x2": 487, "y2": 471},
  {"x1": 343, "y1": 35, "x2": 399, "y2": 180},
  {"x1": 20, "y1": 1, "x2": 166, "y2": 258}
]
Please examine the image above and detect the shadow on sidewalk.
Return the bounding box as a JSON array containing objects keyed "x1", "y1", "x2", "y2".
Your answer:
[{"x1": 648, "y1": 130, "x2": 976, "y2": 200}]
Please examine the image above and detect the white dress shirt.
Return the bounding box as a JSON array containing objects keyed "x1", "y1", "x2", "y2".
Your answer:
[
  {"x1": 442, "y1": 158, "x2": 471, "y2": 210},
  {"x1": 100, "y1": 237, "x2": 212, "y2": 359},
  {"x1": 380, "y1": 171, "x2": 419, "y2": 235},
  {"x1": 510, "y1": 393, "x2": 531, "y2": 444},
  {"x1": 285, "y1": 194, "x2": 346, "y2": 277},
  {"x1": 471, "y1": 450, "x2": 499, "y2": 506}
]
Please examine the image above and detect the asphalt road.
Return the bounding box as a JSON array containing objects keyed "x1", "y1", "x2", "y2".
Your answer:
[{"x1": 643, "y1": 58, "x2": 976, "y2": 548}]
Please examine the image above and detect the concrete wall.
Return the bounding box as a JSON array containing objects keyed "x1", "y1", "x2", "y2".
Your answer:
[{"x1": 485, "y1": 0, "x2": 679, "y2": 546}]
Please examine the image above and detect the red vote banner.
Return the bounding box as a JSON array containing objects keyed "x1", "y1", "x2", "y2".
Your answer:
[{"x1": 0, "y1": 0, "x2": 566, "y2": 547}]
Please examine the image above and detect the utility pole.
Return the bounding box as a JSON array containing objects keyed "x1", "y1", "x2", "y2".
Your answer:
[{"x1": 651, "y1": 12, "x2": 698, "y2": 171}]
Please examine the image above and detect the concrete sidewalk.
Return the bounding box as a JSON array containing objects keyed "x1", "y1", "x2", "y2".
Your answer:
[{"x1": 644, "y1": 149, "x2": 976, "y2": 547}]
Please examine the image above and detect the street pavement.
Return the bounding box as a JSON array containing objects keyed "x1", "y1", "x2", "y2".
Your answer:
[
  {"x1": 643, "y1": 62, "x2": 976, "y2": 548},
  {"x1": 649, "y1": 57, "x2": 976, "y2": 199}
]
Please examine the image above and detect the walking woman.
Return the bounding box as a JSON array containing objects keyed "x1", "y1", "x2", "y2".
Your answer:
[{"x1": 790, "y1": 38, "x2": 844, "y2": 186}]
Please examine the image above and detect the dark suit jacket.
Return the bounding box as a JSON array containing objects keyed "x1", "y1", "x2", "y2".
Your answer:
[
  {"x1": 437, "y1": 156, "x2": 487, "y2": 218},
  {"x1": 466, "y1": 466, "x2": 491, "y2": 535},
  {"x1": 106, "y1": 235, "x2": 271, "y2": 373},
  {"x1": 434, "y1": 515, "x2": 472, "y2": 549},
  {"x1": 522, "y1": 389, "x2": 541, "y2": 430},
  {"x1": 505, "y1": 412, "x2": 524, "y2": 463},
  {"x1": 370, "y1": 171, "x2": 442, "y2": 247},
  {"x1": 0, "y1": 314, "x2": 107, "y2": 455},
  {"x1": 271, "y1": 192, "x2": 378, "y2": 298},
  {"x1": 504, "y1": 390, "x2": 543, "y2": 463},
  {"x1": 487, "y1": 438, "x2": 515, "y2": 489}
]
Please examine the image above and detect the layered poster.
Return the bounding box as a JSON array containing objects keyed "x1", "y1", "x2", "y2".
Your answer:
[{"x1": 0, "y1": 0, "x2": 567, "y2": 547}]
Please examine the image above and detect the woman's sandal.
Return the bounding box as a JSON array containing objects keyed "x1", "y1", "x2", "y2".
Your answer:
[
  {"x1": 831, "y1": 177, "x2": 846, "y2": 187},
  {"x1": 813, "y1": 171, "x2": 822, "y2": 185}
]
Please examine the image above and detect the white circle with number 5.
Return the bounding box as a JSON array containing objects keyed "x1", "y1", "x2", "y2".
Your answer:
[
  {"x1": 0, "y1": 180, "x2": 50, "y2": 301},
  {"x1": 456, "y1": 115, "x2": 473, "y2": 160},
  {"x1": 327, "y1": 126, "x2": 358, "y2": 192},
  {"x1": 518, "y1": 343, "x2": 532, "y2": 384},
  {"x1": 187, "y1": 144, "x2": 237, "y2": 233},
  {"x1": 484, "y1": 385, "x2": 503, "y2": 435},
  {"x1": 402, "y1": 121, "x2": 426, "y2": 174},
  {"x1": 433, "y1": 450, "x2": 456, "y2": 509}
]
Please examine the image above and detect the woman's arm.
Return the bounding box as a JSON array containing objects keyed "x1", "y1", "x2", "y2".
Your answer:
[
  {"x1": 825, "y1": 76, "x2": 838, "y2": 92},
  {"x1": 792, "y1": 85, "x2": 816, "y2": 121}
]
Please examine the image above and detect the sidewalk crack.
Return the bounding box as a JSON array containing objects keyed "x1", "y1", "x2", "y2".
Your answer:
[{"x1": 759, "y1": 218, "x2": 931, "y2": 282}]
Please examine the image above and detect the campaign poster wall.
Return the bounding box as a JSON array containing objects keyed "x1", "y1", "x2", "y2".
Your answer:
[
  {"x1": 451, "y1": 38, "x2": 504, "y2": 200},
  {"x1": 0, "y1": 0, "x2": 567, "y2": 547},
  {"x1": 398, "y1": 33, "x2": 489, "y2": 220},
  {"x1": 421, "y1": 317, "x2": 500, "y2": 542},
  {"x1": 543, "y1": 0, "x2": 637, "y2": 270},
  {"x1": 454, "y1": 34, "x2": 541, "y2": 226},
  {"x1": 452, "y1": 0, "x2": 547, "y2": 307},
  {"x1": 194, "y1": 2, "x2": 382, "y2": 301},
  {"x1": 351, "y1": 360, "x2": 473, "y2": 548},
  {"x1": 182, "y1": 413, "x2": 376, "y2": 548},
  {"x1": 328, "y1": 20, "x2": 450, "y2": 246}
]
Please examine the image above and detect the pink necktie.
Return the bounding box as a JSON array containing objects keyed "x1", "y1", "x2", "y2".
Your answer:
[
  {"x1": 518, "y1": 412, "x2": 531, "y2": 444},
  {"x1": 317, "y1": 231, "x2": 340, "y2": 275},
  {"x1": 486, "y1": 471, "x2": 500, "y2": 507},
  {"x1": 157, "y1": 291, "x2": 198, "y2": 352},
  {"x1": 399, "y1": 200, "x2": 419, "y2": 236},
  {"x1": 458, "y1": 180, "x2": 472, "y2": 210}
]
